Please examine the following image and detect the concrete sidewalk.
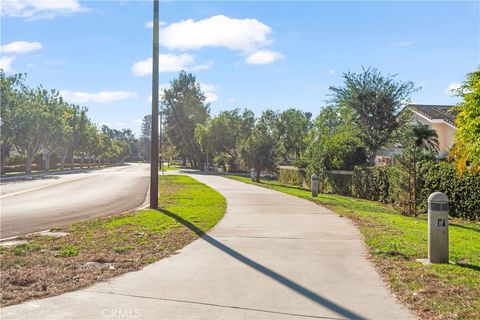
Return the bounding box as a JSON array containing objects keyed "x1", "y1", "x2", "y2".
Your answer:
[{"x1": 1, "y1": 175, "x2": 416, "y2": 320}]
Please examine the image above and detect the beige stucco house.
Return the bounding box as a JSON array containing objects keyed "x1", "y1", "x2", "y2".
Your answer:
[
  {"x1": 408, "y1": 104, "x2": 458, "y2": 157},
  {"x1": 375, "y1": 104, "x2": 458, "y2": 166}
]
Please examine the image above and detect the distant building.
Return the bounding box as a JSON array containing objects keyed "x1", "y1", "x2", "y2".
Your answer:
[
  {"x1": 375, "y1": 104, "x2": 458, "y2": 166},
  {"x1": 408, "y1": 104, "x2": 458, "y2": 157}
]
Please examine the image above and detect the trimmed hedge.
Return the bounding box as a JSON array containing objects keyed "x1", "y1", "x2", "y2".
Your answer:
[
  {"x1": 419, "y1": 161, "x2": 480, "y2": 221},
  {"x1": 278, "y1": 166, "x2": 307, "y2": 187},
  {"x1": 277, "y1": 162, "x2": 479, "y2": 220},
  {"x1": 352, "y1": 166, "x2": 390, "y2": 203},
  {"x1": 325, "y1": 172, "x2": 353, "y2": 196}
]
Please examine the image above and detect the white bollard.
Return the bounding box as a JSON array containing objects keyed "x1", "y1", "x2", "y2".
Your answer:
[
  {"x1": 428, "y1": 192, "x2": 449, "y2": 263},
  {"x1": 251, "y1": 168, "x2": 256, "y2": 181},
  {"x1": 311, "y1": 174, "x2": 319, "y2": 197}
]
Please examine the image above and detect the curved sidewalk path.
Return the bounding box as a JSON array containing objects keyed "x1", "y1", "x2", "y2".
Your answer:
[{"x1": 1, "y1": 174, "x2": 416, "y2": 320}]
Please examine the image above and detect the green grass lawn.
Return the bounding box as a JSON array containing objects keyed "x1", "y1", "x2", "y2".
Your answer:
[
  {"x1": 226, "y1": 175, "x2": 480, "y2": 320},
  {"x1": 0, "y1": 175, "x2": 226, "y2": 306}
]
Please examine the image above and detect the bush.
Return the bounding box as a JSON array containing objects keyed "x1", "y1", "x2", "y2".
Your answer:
[
  {"x1": 419, "y1": 161, "x2": 480, "y2": 220},
  {"x1": 278, "y1": 166, "x2": 306, "y2": 187},
  {"x1": 352, "y1": 166, "x2": 390, "y2": 203},
  {"x1": 325, "y1": 171, "x2": 353, "y2": 196}
]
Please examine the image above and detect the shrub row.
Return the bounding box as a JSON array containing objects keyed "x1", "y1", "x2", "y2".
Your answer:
[
  {"x1": 277, "y1": 162, "x2": 479, "y2": 220},
  {"x1": 278, "y1": 166, "x2": 307, "y2": 187},
  {"x1": 419, "y1": 161, "x2": 480, "y2": 220}
]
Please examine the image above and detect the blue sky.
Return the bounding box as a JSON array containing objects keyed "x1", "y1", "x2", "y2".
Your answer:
[{"x1": 1, "y1": 0, "x2": 479, "y2": 135}]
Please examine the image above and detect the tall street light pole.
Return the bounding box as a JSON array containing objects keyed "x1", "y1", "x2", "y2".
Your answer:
[{"x1": 150, "y1": 0, "x2": 159, "y2": 209}]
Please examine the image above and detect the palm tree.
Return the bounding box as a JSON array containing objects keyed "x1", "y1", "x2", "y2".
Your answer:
[
  {"x1": 410, "y1": 124, "x2": 439, "y2": 217},
  {"x1": 412, "y1": 124, "x2": 439, "y2": 153}
]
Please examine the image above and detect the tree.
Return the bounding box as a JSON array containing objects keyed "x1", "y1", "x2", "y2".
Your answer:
[
  {"x1": 392, "y1": 124, "x2": 439, "y2": 216},
  {"x1": 239, "y1": 111, "x2": 277, "y2": 181},
  {"x1": 0, "y1": 71, "x2": 25, "y2": 174},
  {"x1": 139, "y1": 115, "x2": 152, "y2": 161},
  {"x1": 12, "y1": 86, "x2": 52, "y2": 173},
  {"x1": 40, "y1": 89, "x2": 67, "y2": 170},
  {"x1": 329, "y1": 67, "x2": 417, "y2": 163},
  {"x1": 450, "y1": 67, "x2": 480, "y2": 174},
  {"x1": 195, "y1": 108, "x2": 254, "y2": 170},
  {"x1": 162, "y1": 71, "x2": 209, "y2": 167},
  {"x1": 276, "y1": 109, "x2": 312, "y2": 162},
  {"x1": 305, "y1": 105, "x2": 366, "y2": 171}
]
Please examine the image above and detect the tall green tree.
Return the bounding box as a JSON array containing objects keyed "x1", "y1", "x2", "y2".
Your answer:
[
  {"x1": 239, "y1": 111, "x2": 277, "y2": 181},
  {"x1": 12, "y1": 86, "x2": 53, "y2": 173},
  {"x1": 0, "y1": 71, "x2": 25, "y2": 174},
  {"x1": 305, "y1": 105, "x2": 365, "y2": 174},
  {"x1": 139, "y1": 115, "x2": 152, "y2": 161},
  {"x1": 450, "y1": 67, "x2": 480, "y2": 174},
  {"x1": 276, "y1": 109, "x2": 312, "y2": 162},
  {"x1": 162, "y1": 71, "x2": 209, "y2": 167},
  {"x1": 195, "y1": 108, "x2": 254, "y2": 169},
  {"x1": 329, "y1": 67, "x2": 417, "y2": 163},
  {"x1": 392, "y1": 124, "x2": 439, "y2": 216}
]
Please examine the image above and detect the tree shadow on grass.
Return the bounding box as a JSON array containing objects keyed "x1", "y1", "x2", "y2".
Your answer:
[
  {"x1": 160, "y1": 208, "x2": 367, "y2": 320},
  {"x1": 455, "y1": 263, "x2": 480, "y2": 272},
  {"x1": 449, "y1": 223, "x2": 480, "y2": 234}
]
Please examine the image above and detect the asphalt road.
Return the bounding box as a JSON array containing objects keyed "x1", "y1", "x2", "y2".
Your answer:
[{"x1": 0, "y1": 163, "x2": 150, "y2": 239}]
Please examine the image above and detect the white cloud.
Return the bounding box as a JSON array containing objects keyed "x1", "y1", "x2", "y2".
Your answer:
[
  {"x1": 445, "y1": 82, "x2": 461, "y2": 96},
  {"x1": 1, "y1": 0, "x2": 85, "y2": 19},
  {"x1": 134, "y1": 118, "x2": 143, "y2": 124},
  {"x1": 228, "y1": 98, "x2": 236, "y2": 104},
  {"x1": 328, "y1": 69, "x2": 336, "y2": 75},
  {"x1": 145, "y1": 20, "x2": 167, "y2": 29},
  {"x1": 245, "y1": 50, "x2": 284, "y2": 65},
  {"x1": 60, "y1": 90, "x2": 137, "y2": 104},
  {"x1": 132, "y1": 54, "x2": 210, "y2": 76},
  {"x1": 199, "y1": 83, "x2": 218, "y2": 103},
  {"x1": 1, "y1": 41, "x2": 43, "y2": 53},
  {"x1": 389, "y1": 41, "x2": 413, "y2": 48},
  {"x1": 0, "y1": 56, "x2": 15, "y2": 72},
  {"x1": 158, "y1": 15, "x2": 272, "y2": 53}
]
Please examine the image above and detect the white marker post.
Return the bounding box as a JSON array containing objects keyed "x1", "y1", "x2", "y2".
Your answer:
[
  {"x1": 311, "y1": 174, "x2": 319, "y2": 197},
  {"x1": 428, "y1": 192, "x2": 449, "y2": 264},
  {"x1": 251, "y1": 168, "x2": 256, "y2": 182}
]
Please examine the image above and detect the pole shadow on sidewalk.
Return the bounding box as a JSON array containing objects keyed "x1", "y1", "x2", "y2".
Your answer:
[{"x1": 161, "y1": 209, "x2": 367, "y2": 320}]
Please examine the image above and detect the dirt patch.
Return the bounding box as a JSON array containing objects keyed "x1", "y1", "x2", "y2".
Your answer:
[{"x1": 0, "y1": 224, "x2": 197, "y2": 306}]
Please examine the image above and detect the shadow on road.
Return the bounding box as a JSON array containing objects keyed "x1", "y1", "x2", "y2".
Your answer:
[{"x1": 160, "y1": 208, "x2": 367, "y2": 320}]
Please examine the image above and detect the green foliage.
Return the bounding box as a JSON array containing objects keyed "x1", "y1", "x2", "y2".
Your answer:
[
  {"x1": 352, "y1": 166, "x2": 391, "y2": 203},
  {"x1": 325, "y1": 172, "x2": 353, "y2": 196},
  {"x1": 304, "y1": 105, "x2": 366, "y2": 175},
  {"x1": 275, "y1": 109, "x2": 312, "y2": 162},
  {"x1": 238, "y1": 118, "x2": 277, "y2": 180},
  {"x1": 329, "y1": 67, "x2": 417, "y2": 162},
  {"x1": 195, "y1": 108, "x2": 254, "y2": 170},
  {"x1": 450, "y1": 67, "x2": 480, "y2": 174},
  {"x1": 390, "y1": 124, "x2": 439, "y2": 216},
  {"x1": 162, "y1": 71, "x2": 209, "y2": 167},
  {"x1": 420, "y1": 161, "x2": 480, "y2": 220},
  {"x1": 0, "y1": 71, "x2": 131, "y2": 173},
  {"x1": 58, "y1": 245, "x2": 79, "y2": 257},
  {"x1": 278, "y1": 166, "x2": 306, "y2": 186}
]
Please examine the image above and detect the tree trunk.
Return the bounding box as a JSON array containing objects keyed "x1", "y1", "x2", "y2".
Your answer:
[
  {"x1": 80, "y1": 154, "x2": 84, "y2": 169},
  {"x1": 255, "y1": 165, "x2": 261, "y2": 182},
  {"x1": 44, "y1": 152, "x2": 51, "y2": 171},
  {"x1": 25, "y1": 152, "x2": 33, "y2": 173},
  {"x1": 1, "y1": 146, "x2": 8, "y2": 175}
]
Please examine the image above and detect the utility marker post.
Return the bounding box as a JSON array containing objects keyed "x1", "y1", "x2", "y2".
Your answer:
[
  {"x1": 150, "y1": 0, "x2": 159, "y2": 209},
  {"x1": 428, "y1": 192, "x2": 449, "y2": 263},
  {"x1": 311, "y1": 174, "x2": 319, "y2": 197}
]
